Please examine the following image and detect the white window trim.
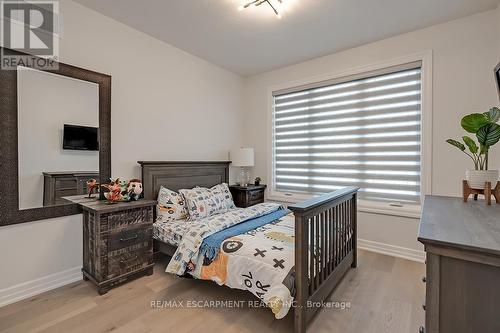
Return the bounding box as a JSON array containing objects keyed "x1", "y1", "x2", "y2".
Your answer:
[{"x1": 266, "y1": 51, "x2": 433, "y2": 218}]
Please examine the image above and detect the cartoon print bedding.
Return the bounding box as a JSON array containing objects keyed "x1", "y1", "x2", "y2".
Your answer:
[
  {"x1": 165, "y1": 203, "x2": 283, "y2": 275},
  {"x1": 160, "y1": 202, "x2": 298, "y2": 319},
  {"x1": 193, "y1": 213, "x2": 296, "y2": 319},
  {"x1": 157, "y1": 203, "x2": 352, "y2": 319}
]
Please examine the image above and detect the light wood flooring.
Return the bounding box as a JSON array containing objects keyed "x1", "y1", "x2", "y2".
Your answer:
[{"x1": 0, "y1": 250, "x2": 425, "y2": 333}]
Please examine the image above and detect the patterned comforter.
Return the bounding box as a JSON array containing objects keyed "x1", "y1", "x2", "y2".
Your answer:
[
  {"x1": 165, "y1": 203, "x2": 283, "y2": 275},
  {"x1": 161, "y1": 203, "x2": 296, "y2": 319},
  {"x1": 193, "y1": 213, "x2": 295, "y2": 319}
]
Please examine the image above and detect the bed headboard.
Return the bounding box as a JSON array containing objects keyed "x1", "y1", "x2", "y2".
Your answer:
[{"x1": 138, "y1": 161, "x2": 231, "y2": 200}]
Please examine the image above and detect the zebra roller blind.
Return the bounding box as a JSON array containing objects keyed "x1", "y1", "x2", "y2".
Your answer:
[{"x1": 272, "y1": 62, "x2": 422, "y2": 205}]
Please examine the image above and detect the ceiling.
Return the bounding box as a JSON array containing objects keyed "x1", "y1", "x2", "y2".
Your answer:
[{"x1": 74, "y1": 0, "x2": 500, "y2": 76}]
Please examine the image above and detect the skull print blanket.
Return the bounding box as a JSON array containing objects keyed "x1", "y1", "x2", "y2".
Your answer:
[
  {"x1": 165, "y1": 203, "x2": 296, "y2": 319},
  {"x1": 193, "y1": 213, "x2": 296, "y2": 319},
  {"x1": 166, "y1": 203, "x2": 284, "y2": 275}
]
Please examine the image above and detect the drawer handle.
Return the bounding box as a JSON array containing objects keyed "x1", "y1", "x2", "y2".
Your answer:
[
  {"x1": 120, "y1": 234, "x2": 138, "y2": 242},
  {"x1": 422, "y1": 276, "x2": 426, "y2": 283},
  {"x1": 120, "y1": 255, "x2": 138, "y2": 264},
  {"x1": 419, "y1": 326, "x2": 425, "y2": 333},
  {"x1": 422, "y1": 304, "x2": 426, "y2": 311}
]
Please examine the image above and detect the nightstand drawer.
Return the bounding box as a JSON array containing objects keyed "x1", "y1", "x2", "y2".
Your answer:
[
  {"x1": 105, "y1": 207, "x2": 154, "y2": 231},
  {"x1": 107, "y1": 225, "x2": 152, "y2": 252},
  {"x1": 107, "y1": 244, "x2": 152, "y2": 279},
  {"x1": 248, "y1": 190, "x2": 264, "y2": 202}
]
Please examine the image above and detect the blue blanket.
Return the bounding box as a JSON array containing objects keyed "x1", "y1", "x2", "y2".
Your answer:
[{"x1": 199, "y1": 208, "x2": 292, "y2": 263}]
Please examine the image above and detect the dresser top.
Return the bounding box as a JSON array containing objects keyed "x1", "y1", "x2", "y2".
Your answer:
[
  {"x1": 42, "y1": 171, "x2": 98, "y2": 176},
  {"x1": 418, "y1": 195, "x2": 500, "y2": 256},
  {"x1": 63, "y1": 195, "x2": 156, "y2": 214}
]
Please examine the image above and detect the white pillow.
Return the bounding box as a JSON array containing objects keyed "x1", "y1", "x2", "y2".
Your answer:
[
  {"x1": 156, "y1": 186, "x2": 188, "y2": 222},
  {"x1": 179, "y1": 183, "x2": 235, "y2": 220}
]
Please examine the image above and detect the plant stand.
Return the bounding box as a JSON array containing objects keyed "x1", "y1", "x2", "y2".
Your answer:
[{"x1": 463, "y1": 180, "x2": 500, "y2": 205}]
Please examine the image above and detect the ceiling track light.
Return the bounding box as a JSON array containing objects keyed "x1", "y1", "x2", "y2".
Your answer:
[{"x1": 238, "y1": 0, "x2": 283, "y2": 18}]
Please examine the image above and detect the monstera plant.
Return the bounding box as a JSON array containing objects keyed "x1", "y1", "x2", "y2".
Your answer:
[{"x1": 446, "y1": 107, "x2": 500, "y2": 189}]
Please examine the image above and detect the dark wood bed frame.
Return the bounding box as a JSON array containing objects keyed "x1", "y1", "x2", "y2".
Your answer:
[{"x1": 138, "y1": 161, "x2": 358, "y2": 333}]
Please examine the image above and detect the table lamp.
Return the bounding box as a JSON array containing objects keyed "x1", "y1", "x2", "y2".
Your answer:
[{"x1": 230, "y1": 148, "x2": 254, "y2": 187}]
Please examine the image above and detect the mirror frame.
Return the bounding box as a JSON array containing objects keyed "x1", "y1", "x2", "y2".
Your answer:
[{"x1": 0, "y1": 47, "x2": 111, "y2": 226}]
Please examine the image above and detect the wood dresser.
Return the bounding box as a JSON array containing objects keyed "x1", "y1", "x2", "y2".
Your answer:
[
  {"x1": 43, "y1": 171, "x2": 99, "y2": 206},
  {"x1": 229, "y1": 184, "x2": 266, "y2": 208},
  {"x1": 418, "y1": 195, "x2": 500, "y2": 333},
  {"x1": 73, "y1": 198, "x2": 157, "y2": 294}
]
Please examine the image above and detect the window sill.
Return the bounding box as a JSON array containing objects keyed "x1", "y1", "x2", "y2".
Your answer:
[
  {"x1": 357, "y1": 201, "x2": 421, "y2": 219},
  {"x1": 267, "y1": 194, "x2": 421, "y2": 219}
]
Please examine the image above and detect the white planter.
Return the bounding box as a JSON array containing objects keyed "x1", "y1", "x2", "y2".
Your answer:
[{"x1": 466, "y1": 170, "x2": 499, "y2": 189}]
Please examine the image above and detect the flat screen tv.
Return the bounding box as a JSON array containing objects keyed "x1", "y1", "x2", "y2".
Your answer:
[
  {"x1": 495, "y1": 62, "x2": 500, "y2": 101},
  {"x1": 63, "y1": 124, "x2": 99, "y2": 151}
]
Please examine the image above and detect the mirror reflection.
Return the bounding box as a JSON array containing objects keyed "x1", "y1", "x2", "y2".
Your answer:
[{"x1": 17, "y1": 66, "x2": 99, "y2": 210}]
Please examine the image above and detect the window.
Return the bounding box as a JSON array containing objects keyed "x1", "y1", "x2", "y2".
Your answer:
[{"x1": 271, "y1": 62, "x2": 423, "y2": 207}]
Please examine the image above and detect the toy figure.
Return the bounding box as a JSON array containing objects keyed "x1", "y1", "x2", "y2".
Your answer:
[
  {"x1": 119, "y1": 179, "x2": 130, "y2": 201},
  {"x1": 86, "y1": 179, "x2": 100, "y2": 198},
  {"x1": 126, "y1": 179, "x2": 143, "y2": 201},
  {"x1": 101, "y1": 178, "x2": 123, "y2": 203}
]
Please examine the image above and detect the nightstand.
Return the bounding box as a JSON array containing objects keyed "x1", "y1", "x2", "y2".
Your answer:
[
  {"x1": 229, "y1": 185, "x2": 267, "y2": 208},
  {"x1": 75, "y1": 198, "x2": 157, "y2": 295}
]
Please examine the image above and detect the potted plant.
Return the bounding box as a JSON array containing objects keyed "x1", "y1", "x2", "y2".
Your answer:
[
  {"x1": 254, "y1": 177, "x2": 262, "y2": 186},
  {"x1": 446, "y1": 107, "x2": 500, "y2": 189}
]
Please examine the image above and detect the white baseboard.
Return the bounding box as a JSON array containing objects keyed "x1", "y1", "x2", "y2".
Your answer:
[
  {"x1": 358, "y1": 239, "x2": 425, "y2": 263},
  {"x1": 0, "y1": 266, "x2": 82, "y2": 308}
]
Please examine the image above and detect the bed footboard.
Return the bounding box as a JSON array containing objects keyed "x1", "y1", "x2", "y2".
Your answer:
[{"x1": 288, "y1": 187, "x2": 358, "y2": 333}]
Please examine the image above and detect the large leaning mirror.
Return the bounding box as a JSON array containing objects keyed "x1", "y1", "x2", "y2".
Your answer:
[
  {"x1": 18, "y1": 67, "x2": 100, "y2": 209},
  {"x1": 0, "y1": 47, "x2": 111, "y2": 226}
]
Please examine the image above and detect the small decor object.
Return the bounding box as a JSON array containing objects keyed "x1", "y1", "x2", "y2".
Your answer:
[
  {"x1": 99, "y1": 178, "x2": 144, "y2": 203},
  {"x1": 119, "y1": 179, "x2": 128, "y2": 198},
  {"x1": 446, "y1": 107, "x2": 500, "y2": 203},
  {"x1": 126, "y1": 179, "x2": 143, "y2": 201},
  {"x1": 101, "y1": 178, "x2": 123, "y2": 204},
  {"x1": 86, "y1": 179, "x2": 100, "y2": 198},
  {"x1": 230, "y1": 148, "x2": 254, "y2": 187},
  {"x1": 254, "y1": 177, "x2": 261, "y2": 186}
]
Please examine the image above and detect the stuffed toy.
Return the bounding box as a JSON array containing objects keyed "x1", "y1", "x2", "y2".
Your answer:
[
  {"x1": 101, "y1": 179, "x2": 123, "y2": 203},
  {"x1": 126, "y1": 179, "x2": 143, "y2": 201},
  {"x1": 119, "y1": 179, "x2": 130, "y2": 201}
]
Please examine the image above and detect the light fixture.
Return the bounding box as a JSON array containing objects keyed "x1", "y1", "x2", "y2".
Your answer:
[{"x1": 238, "y1": 0, "x2": 284, "y2": 18}]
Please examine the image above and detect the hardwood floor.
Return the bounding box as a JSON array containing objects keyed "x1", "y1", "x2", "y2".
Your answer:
[{"x1": 0, "y1": 250, "x2": 425, "y2": 333}]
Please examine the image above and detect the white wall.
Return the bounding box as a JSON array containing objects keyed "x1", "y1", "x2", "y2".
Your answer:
[
  {"x1": 18, "y1": 68, "x2": 99, "y2": 209},
  {"x1": 243, "y1": 10, "x2": 500, "y2": 256},
  {"x1": 498, "y1": 4, "x2": 500, "y2": 58},
  {"x1": 0, "y1": 0, "x2": 244, "y2": 304}
]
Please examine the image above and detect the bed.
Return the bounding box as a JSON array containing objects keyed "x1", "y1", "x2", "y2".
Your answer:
[{"x1": 138, "y1": 161, "x2": 358, "y2": 333}]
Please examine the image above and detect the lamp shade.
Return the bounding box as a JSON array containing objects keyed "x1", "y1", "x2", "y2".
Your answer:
[{"x1": 230, "y1": 148, "x2": 254, "y2": 167}]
